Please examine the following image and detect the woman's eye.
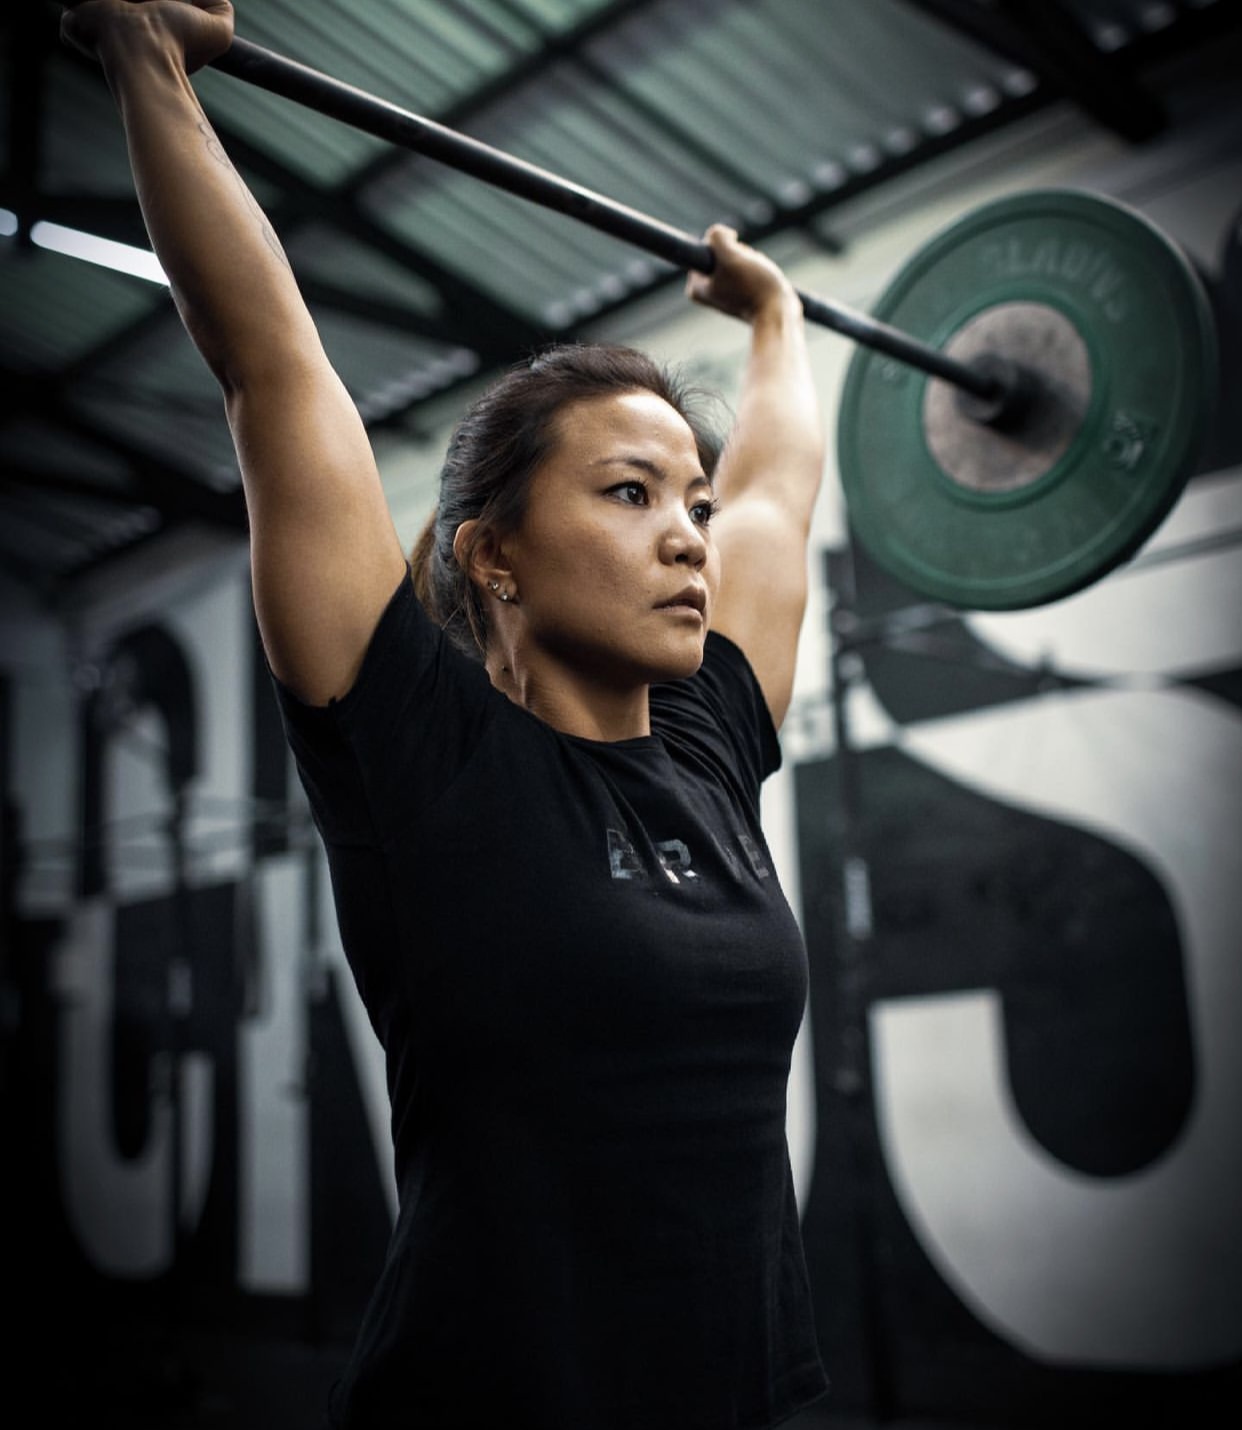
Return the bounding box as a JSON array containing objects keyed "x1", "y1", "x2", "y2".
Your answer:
[
  {"x1": 691, "y1": 498, "x2": 720, "y2": 526},
  {"x1": 610, "y1": 481, "x2": 648, "y2": 505}
]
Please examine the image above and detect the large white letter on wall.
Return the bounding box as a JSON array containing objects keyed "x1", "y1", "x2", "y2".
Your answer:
[
  {"x1": 872, "y1": 685, "x2": 1242, "y2": 1367},
  {"x1": 54, "y1": 898, "x2": 213, "y2": 1277}
]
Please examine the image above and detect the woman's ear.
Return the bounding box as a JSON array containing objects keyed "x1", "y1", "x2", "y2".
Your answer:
[
  {"x1": 451, "y1": 518, "x2": 479, "y2": 581},
  {"x1": 453, "y1": 519, "x2": 514, "y2": 597}
]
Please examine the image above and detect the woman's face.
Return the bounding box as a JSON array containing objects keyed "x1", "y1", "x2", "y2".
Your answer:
[{"x1": 502, "y1": 390, "x2": 721, "y2": 690}]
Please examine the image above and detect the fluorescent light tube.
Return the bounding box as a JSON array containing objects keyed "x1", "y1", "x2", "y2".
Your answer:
[{"x1": 29, "y1": 219, "x2": 168, "y2": 285}]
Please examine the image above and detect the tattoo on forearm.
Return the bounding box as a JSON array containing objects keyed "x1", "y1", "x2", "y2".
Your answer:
[{"x1": 197, "y1": 120, "x2": 291, "y2": 270}]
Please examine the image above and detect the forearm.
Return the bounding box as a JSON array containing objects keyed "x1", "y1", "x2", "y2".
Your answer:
[
  {"x1": 100, "y1": 32, "x2": 320, "y2": 391},
  {"x1": 719, "y1": 292, "x2": 825, "y2": 514}
]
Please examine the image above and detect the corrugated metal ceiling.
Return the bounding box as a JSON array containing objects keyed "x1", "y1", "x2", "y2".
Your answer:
[{"x1": 1, "y1": 0, "x2": 1239, "y2": 595}]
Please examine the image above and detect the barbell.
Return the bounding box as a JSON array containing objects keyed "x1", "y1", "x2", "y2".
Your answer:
[{"x1": 207, "y1": 34, "x2": 1218, "y2": 610}]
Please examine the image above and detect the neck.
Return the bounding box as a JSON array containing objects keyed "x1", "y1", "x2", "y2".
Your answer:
[{"x1": 485, "y1": 647, "x2": 651, "y2": 742}]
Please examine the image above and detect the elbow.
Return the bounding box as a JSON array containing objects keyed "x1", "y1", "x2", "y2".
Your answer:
[
  {"x1": 172, "y1": 287, "x2": 323, "y2": 398},
  {"x1": 168, "y1": 287, "x2": 232, "y2": 392},
  {"x1": 174, "y1": 294, "x2": 257, "y2": 398},
  {"x1": 212, "y1": 341, "x2": 324, "y2": 404}
]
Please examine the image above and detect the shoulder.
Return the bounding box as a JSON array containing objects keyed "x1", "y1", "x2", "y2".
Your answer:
[{"x1": 271, "y1": 569, "x2": 499, "y2": 844}]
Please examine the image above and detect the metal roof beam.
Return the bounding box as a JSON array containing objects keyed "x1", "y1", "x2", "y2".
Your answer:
[
  {"x1": 0, "y1": 486, "x2": 108, "y2": 546},
  {"x1": 1, "y1": 372, "x2": 246, "y2": 530},
  {"x1": 54, "y1": 409, "x2": 246, "y2": 530},
  {"x1": 0, "y1": 191, "x2": 153, "y2": 250},
  {"x1": 3, "y1": 6, "x2": 53, "y2": 245},
  {"x1": 296, "y1": 275, "x2": 467, "y2": 347},
  {"x1": 0, "y1": 463, "x2": 153, "y2": 510},
  {"x1": 900, "y1": 0, "x2": 1166, "y2": 141}
]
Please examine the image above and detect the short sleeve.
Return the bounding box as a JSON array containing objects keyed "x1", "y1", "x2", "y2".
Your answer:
[
  {"x1": 272, "y1": 571, "x2": 498, "y2": 847},
  {"x1": 649, "y1": 631, "x2": 782, "y2": 814}
]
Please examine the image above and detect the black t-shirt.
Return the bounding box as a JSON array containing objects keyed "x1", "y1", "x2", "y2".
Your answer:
[{"x1": 276, "y1": 573, "x2": 828, "y2": 1429}]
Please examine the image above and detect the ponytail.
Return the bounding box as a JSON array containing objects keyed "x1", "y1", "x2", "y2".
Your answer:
[
  {"x1": 408, "y1": 511, "x2": 439, "y2": 619},
  {"x1": 408, "y1": 507, "x2": 484, "y2": 662}
]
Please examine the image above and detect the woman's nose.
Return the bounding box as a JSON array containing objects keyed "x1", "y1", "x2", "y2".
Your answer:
[{"x1": 661, "y1": 509, "x2": 708, "y2": 566}]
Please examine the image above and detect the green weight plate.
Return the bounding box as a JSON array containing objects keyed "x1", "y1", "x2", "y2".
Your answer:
[{"x1": 836, "y1": 189, "x2": 1219, "y2": 609}]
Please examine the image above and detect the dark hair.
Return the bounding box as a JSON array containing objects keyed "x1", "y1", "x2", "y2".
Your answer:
[{"x1": 410, "y1": 343, "x2": 722, "y2": 661}]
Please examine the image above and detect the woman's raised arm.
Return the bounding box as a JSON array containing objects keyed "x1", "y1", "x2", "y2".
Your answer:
[
  {"x1": 63, "y1": 1, "x2": 407, "y2": 704},
  {"x1": 686, "y1": 227, "x2": 826, "y2": 731}
]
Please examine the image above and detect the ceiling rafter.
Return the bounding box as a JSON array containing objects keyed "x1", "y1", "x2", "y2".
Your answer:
[
  {"x1": 0, "y1": 191, "x2": 159, "y2": 251},
  {"x1": 3, "y1": 5, "x2": 54, "y2": 245},
  {"x1": 2, "y1": 370, "x2": 246, "y2": 530},
  {"x1": 900, "y1": 0, "x2": 1166, "y2": 141},
  {"x1": 291, "y1": 275, "x2": 469, "y2": 347},
  {"x1": 1, "y1": 462, "x2": 155, "y2": 511},
  {"x1": 53, "y1": 409, "x2": 245, "y2": 529}
]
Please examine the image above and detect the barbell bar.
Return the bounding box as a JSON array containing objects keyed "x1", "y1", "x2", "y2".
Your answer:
[{"x1": 211, "y1": 36, "x2": 1014, "y2": 412}]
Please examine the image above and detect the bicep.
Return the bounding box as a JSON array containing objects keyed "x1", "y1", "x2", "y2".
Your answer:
[
  {"x1": 708, "y1": 495, "x2": 812, "y2": 731},
  {"x1": 227, "y1": 359, "x2": 409, "y2": 706}
]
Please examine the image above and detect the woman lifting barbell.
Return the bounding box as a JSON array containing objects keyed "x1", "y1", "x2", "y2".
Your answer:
[{"x1": 61, "y1": 1, "x2": 831, "y2": 1426}]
